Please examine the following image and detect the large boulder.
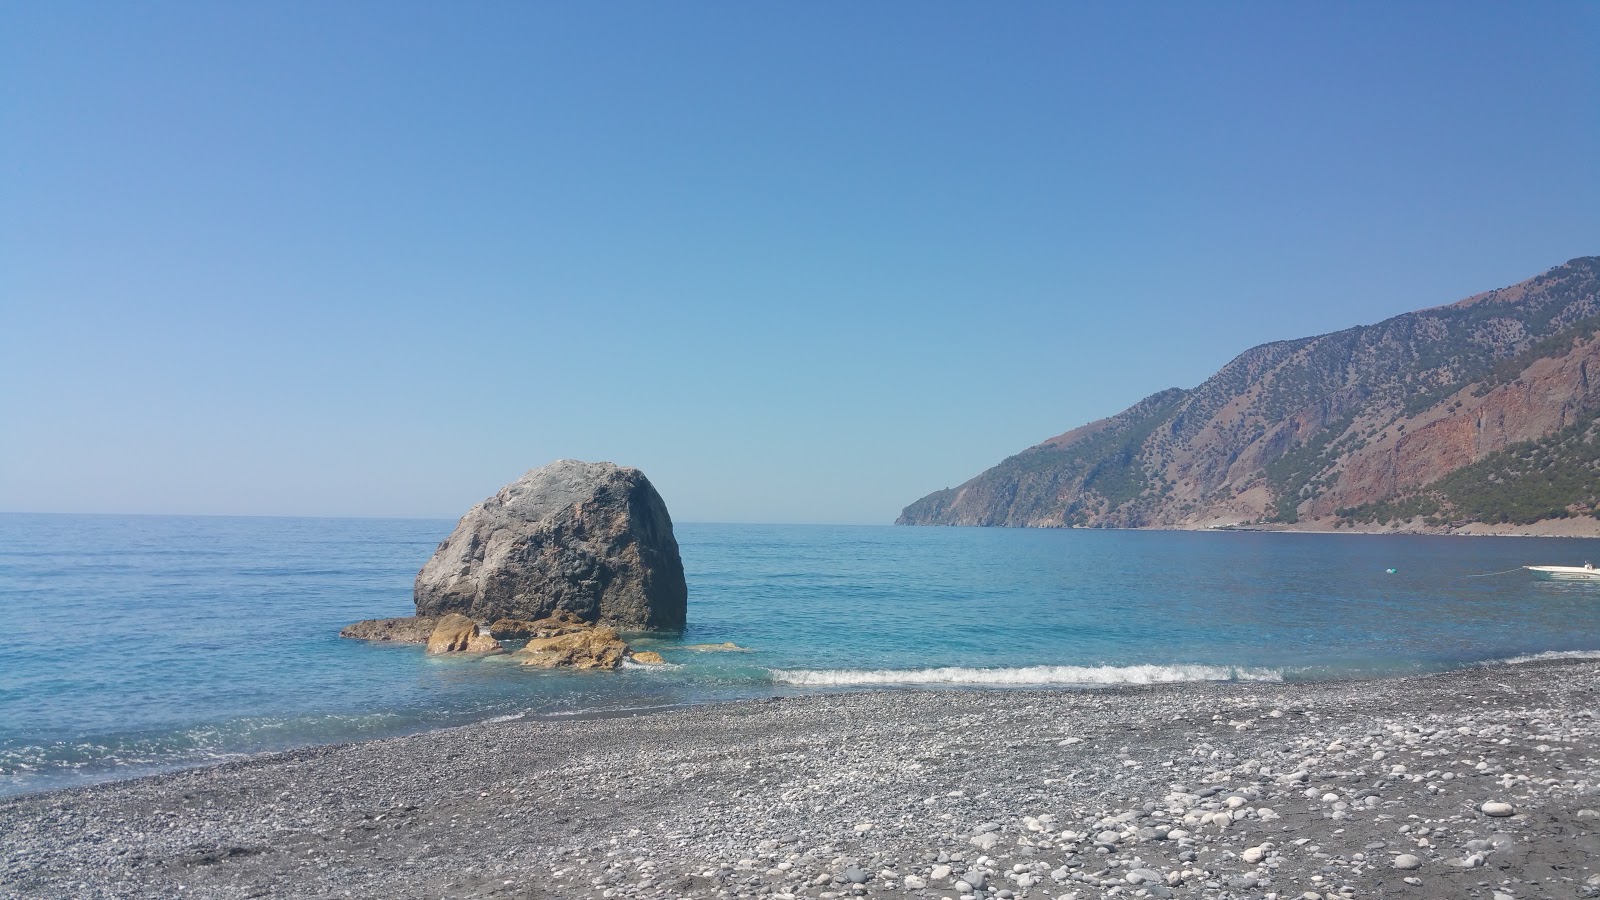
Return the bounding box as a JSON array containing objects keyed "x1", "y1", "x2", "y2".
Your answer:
[{"x1": 414, "y1": 460, "x2": 687, "y2": 630}]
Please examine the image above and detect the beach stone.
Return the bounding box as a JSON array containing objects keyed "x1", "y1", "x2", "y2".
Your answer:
[
  {"x1": 339, "y1": 615, "x2": 438, "y2": 643},
  {"x1": 1125, "y1": 868, "x2": 1162, "y2": 884},
  {"x1": 1480, "y1": 801, "x2": 1516, "y2": 817},
  {"x1": 970, "y1": 832, "x2": 1001, "y2": 851},
  {"x1": 902, "y1": 874, "x2": 926, "y2": 889},
  {"x1": 1392, "y1": 854, "x2": 1422, "y2": 870},
  {"x1": 930, "y1": 864, "x2": 952, "y2": 881},
  {"x1": 425, "y1": 613, "x2": 503, "y2": 654},
  {"x1": 414, "y1": 460, "x2": 687, "y2": 630},
  {"x1": 1241, "y1": 846, "x2": 1266, "y2": 864},
  {"x1": 840, "y1": 867, "x2": 870, "y2": 884},
  {"x1": 629, "y1": 650, "x2": 666, "y2": 665}
]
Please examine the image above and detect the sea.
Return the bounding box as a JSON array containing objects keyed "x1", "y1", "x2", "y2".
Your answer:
[{"x1": 3, "y1": 513, "x2": 1599, "y2": 798}]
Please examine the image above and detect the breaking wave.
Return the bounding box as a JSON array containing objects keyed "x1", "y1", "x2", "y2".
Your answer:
[
  {"x1": 768, "y1": 663, "x2": 1283, "y2": 687},
  {"x1": 1496, "y1": 649, "x2": 1600, "y2": 665}
]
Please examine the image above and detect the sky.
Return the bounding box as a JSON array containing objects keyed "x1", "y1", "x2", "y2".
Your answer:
[{"x1": 3, "y1": 3, "x2": 1598, "y2": 524}]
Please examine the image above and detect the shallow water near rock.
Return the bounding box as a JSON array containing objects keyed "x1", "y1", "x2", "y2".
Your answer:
[{"x1": 2, "y1": 513, "x2": 1599, "y2": 796}]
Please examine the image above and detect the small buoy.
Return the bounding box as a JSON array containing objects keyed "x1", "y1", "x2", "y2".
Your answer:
[{"x1": 1386, "y1": 568, "x2": 1397, "y2": 574}]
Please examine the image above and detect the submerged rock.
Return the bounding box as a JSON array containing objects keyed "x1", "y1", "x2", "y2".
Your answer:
[
  {"x1": 681, "y1": 641, "x2": 752, "y2": 653},
  {"x1": 414, "y1": 460, "x2": 687, "y2": 630},
  {"x1": 513, "y1": 624, "x2": 629, "y2": 669},
  {"x1": 339, "y1": 616, "x2": 438, "y2": 643},
  {"x1": 425, "y1": 613, "x2": 503, "y2": 655}
]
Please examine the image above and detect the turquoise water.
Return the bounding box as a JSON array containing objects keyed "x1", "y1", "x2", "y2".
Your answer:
[{"x1": 3, "y1": 513, "x2": 1600, "y2": 796}]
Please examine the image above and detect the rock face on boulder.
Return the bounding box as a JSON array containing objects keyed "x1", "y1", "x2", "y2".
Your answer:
[
  {"x1": 339, "y1": 616, "x2": 438, "y2": 643},
  {"x1": 415, "y1": 460, "x2": 687, "y2": 630}
]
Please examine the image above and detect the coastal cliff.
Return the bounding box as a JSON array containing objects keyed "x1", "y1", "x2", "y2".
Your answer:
[{"x1": 899, "y1": 256, "x2": 1600, "y2": 533}]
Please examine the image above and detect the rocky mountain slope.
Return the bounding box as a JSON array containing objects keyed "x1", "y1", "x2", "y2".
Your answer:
[{"x1": 899, "y1": 256, "x2": 1600, "y2": 531}]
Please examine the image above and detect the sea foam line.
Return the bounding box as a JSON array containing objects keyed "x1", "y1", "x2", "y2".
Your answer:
[
  {"x1": 768, "y1": 663, "x2": 1282, "y2": 687},
  {"x1": 1496, "y1": 649, "x2": 1600, "y2": 665}
]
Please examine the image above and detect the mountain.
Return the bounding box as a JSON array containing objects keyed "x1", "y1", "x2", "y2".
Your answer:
[{"x1": 898, "y1": 256, "x2": 1600, "y2": 533}]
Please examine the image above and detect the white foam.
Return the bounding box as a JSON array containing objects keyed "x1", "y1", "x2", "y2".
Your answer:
[
  {"x1": 1496, "y1": 650, "x2": 1600, "y2": 665},
  {"x1": 768, "y1": 663, "x2": 1282, "y2": 687},
  {"x1": 621, "y1": 659, "x2": 681, "y2": 671}
]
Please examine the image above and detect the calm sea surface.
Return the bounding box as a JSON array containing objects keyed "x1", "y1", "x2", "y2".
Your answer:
[{"x1": 3, "y1": 513, "x2": 1599, "y2": 796}]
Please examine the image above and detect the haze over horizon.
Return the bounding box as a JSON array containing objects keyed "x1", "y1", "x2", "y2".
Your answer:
[{"x1": 4, "y1": 3, "x2": 1598, "y2": 524}]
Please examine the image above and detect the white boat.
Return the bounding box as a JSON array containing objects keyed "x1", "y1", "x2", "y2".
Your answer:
[{"x1": 1524, "y1": 563, "x2": 1600, "y2": 580}]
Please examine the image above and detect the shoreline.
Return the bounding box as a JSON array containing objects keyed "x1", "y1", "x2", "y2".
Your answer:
[
  {"x1": 4, "y1": 658, "x2": 1598, "y2": 899},
  {"x1": 13, "y1": 652, "x2": 1600, "y2": 804}
]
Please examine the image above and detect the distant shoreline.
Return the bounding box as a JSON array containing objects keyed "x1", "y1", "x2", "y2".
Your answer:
[{"x1": 900, "y1": 517, "x2": 1600, "y2": 538}]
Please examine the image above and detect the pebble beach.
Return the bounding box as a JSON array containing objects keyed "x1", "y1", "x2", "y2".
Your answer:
[{"x1": 4, "y1": 658, "x2": 1598, "y2": 900}]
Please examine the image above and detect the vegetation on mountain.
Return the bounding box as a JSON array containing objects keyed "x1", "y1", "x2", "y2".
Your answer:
[{"x1": 1336, "y1": 414, "x2": 1600, "y2": 526}]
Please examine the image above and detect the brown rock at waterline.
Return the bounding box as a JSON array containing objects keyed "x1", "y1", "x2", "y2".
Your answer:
[
  {"x1": 629, "y1": 651, "x2": 666, "y2": 665},
  {"x1": 513, "y1": 625, "x2": 628, "y2": 670},
  {"x1": 425, "y1": 613, "x2": 503, "y2": 655},
  {"x1": 339, "y1": 616, "x2": 439, "y2": 643},
  {"x1": 488, "y1": 610, "x2": 590, "y2": 640}
]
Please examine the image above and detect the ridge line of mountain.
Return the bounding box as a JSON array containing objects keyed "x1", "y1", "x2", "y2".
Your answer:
[{"x1": 898, "y1": 256, "x2": 1600, "y2": 535}]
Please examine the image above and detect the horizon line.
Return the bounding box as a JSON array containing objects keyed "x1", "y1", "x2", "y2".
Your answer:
[{"x1": 0, "y1": 509, "x2": 896, "y2": 527}]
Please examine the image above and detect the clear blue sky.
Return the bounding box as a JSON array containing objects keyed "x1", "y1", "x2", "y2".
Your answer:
[{"x1": 3, "y1": 3, "x2": 1597, "y2": 523}]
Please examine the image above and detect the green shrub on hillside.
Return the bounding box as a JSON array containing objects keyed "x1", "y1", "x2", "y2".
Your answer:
[{"x1": 1336, "y1": 414, "x2": 1600, "y2": 526}]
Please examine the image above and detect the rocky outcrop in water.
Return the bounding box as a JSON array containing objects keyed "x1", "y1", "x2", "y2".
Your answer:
[
  {"x1": 488, "y1": 610, "x2": 590, "y2": 640},
  {"x1": 512, "y1": 625, "x2": 630, "y2": 669},
  {"x1": 414, "y1": 460, "x2": 687, "y2": 630},
  {"x1": 424, "y1": 613, "x2": 503, "y2": 654},
  {"x1": 339, "y1": 616, "x2": 438, "y2": 643},
  {"x1": 899, "y1": 256, "x2": 1600, "y2": 532}
]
